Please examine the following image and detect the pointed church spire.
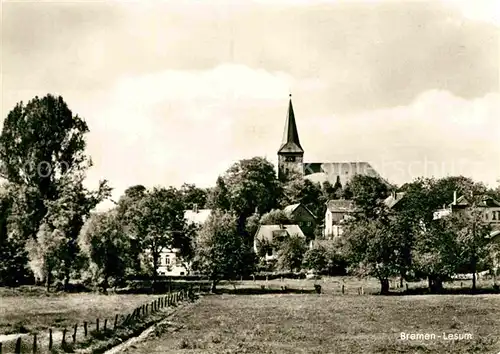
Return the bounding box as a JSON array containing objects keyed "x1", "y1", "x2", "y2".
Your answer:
[{"x1": 278, "y1": 94, "x2": 304, "y2": 154}]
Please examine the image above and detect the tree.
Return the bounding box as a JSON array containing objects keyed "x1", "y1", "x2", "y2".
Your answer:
[
  {"x1": 275, "y1": 234, "x2": 307, "y2": 272},
  {"x1": 245, "y1": 212, "x2": 261, "y2": 239},
  {"x1": 348, "y1": 175, "x2": 390, "y2": 219},
  {"x1": 223, "y1": 157, "x2": 281, "y2": 237},
  {"x1": 413, "y1": 217, "x2": 461, "y2": 293},
  {"x1": 192, "y1": 210, "x2": 255, "y2": 292},
  {"x1": 0, "y1": 95, "x2": 95, "y2": 240},
  {"x1": 78, "y1": 211, "x2": 132, "y2": 291},
  {"x1": 451, "y1": 203, "x2": 492, "y2": 292},
  {"x1": 206, "y1": 176, "x2": 231, "y2": 211},
  {"x1": 131, "y1": 187, "x2": 193, "y2": 285},
  {"x1": 343, "y1": 218, "x2": 400, "y2": 294},
  {"x1": 281, "y1": 177, "x2": 324, "y2": 221},
  {"x1": 303, "y1": 245, "x2": 327, "y2": 273},
  {"x1": 26, "y1": 174, "x2": 111, "y2": 290},
  {"x1": 259, "y1": 209, "x2": 293, "y2": 225},
  {"x1": 180, "y1": 183, "x2": 208, "y2": 209},
  {"x1": 0, "y1": 183, "x2": 32, "y2": 286}
]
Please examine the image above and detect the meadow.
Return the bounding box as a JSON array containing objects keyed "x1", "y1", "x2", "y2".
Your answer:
[{"x1": 123, "y1": 292, "x2": 500, "y2": 354}]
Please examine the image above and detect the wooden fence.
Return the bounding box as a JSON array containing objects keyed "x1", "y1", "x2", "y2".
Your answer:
[{"x1": 0, "y1": 286, "x2": 197, "y2": 354}]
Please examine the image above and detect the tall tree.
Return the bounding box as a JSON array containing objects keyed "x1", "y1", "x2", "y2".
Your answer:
[
  {"x1": 275, "y1": 233, "x2": 308, "y2": 272},
  {"x1": 343, "y1": 218, "x2": 400, "y2": 294},
  {"x1": 131, "y1": 187, "x2": 193, "y2": 285},
  {"x1": 192, "y1": 210, "x2": 255, "y2": 292},
  {"x1": 78, "y1": 210, "x2": 132, "y2": 291},
  {"x1": 223, "y1": 157, "x2": 281, "y2": 237},
  {"x1": 0, "y1": 95, "x2": 94, "y2": 239}
]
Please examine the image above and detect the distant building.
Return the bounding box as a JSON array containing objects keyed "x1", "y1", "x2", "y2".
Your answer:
[
  {"x1": 254, "y1": 224, "x2": 306, "y2": 261},
  {"x1": 277, "y1": 95, "x2": 381, "y2": 186},
  {"x1": 283, "y1": 203, "x2": 316, "y2": 240},
  {"x1": 324, "y1": 199, "x2": 360, "y2": 239},
  {"x1": 156, "y1": 204, "x2": 212, "y2": 276}
]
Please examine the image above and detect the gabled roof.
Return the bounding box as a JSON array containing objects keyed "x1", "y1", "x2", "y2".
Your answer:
[
  {"x1": 184, "y1": 209, "x2": 212, "y2": 225},
  {"x1": 283, "y1": 203, "x2": 316, "y2": 218},
  {"x1": 384, "y1": 192, "x2": 406, "y2": 209},
  {"x1": 326, "y1": 199, "x2": 359, "y2": 213},
  {"x1": 450, "y1": 195, "x2": 500, "y2": 208},
  {"x1": 278, "y1": 96, "x2": 303, "y2": 154},
  {"x1": 254, "y1": 224, "x2": 306, "y2": 242}
]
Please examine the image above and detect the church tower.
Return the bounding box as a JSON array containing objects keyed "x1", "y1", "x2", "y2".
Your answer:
[{"x1": 278, "y1": 95, "x2": 304, "y2": 180}]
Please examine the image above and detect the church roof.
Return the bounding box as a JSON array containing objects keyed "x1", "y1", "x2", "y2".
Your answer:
[
  {"x1": 278, "y1": 96, "x2": 303, "y2": 154},
  {"x1": 303, "y1": 162, "x2": 381, "y2": 187},
  {"x1": 283, "y1": 203, "x2": 301, "y2": 214}
]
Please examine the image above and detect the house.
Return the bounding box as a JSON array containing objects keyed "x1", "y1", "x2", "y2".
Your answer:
[
  {"x1": 324, "y1": 199, "x2": 360, "y2": 239},
  {"x1": 283, "y1": 203, "x2": 316, "y2": 240},
  {"x1": 253, "y1": 224, "x2": 306, "y2": 261},
  {"x1": 433, "y1": 192, "x2": 500, "y2": 227},
  {"x1": 277, "y1": 95, "x2": 381, "y2": 186},
  {"x1": 156, "y1": 204, "x2": 212, "y2": 276}
]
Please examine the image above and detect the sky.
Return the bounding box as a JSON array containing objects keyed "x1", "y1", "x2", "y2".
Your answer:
[{"x1": 1, "y1": 0, "x2": 499, "y2": 211}]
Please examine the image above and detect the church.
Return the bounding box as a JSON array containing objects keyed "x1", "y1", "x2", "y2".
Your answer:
[{"x1": 277, "y1": 95, "x2": 381, "y2": 186}]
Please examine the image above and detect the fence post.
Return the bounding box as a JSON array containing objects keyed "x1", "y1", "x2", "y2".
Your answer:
[
  {"x1": 83, "y1": 322, "x2": 87, "y2": 337},
  {"x1": 406, "y1": 283, "x2": 409, "y2": 292},
  {"x1": 114, "y1": 315, "x2": 118, "y2": 329},
  {"x1": 0, "y1": 341, "x2": 2, "y2": 354},
  {"x1": 72, "y1": 324, "x2": 77, "y2": 343},
  {"x1": 342, "y1": 284, "x2": 345, "y2": 295},
  {"x1": 104, "y1": 319, "x2": 107, "y2": 331},
  {"x1": 361, "y1": 286, "x2": 364, "y2": 295},
  {"x1": 62, "y1": 328, "x2": 67, "y2": 346},
  {"x1": 49, "y1": 329, "x2": 53, "y2": 349},
  {"x1": 96, "y1": 318, "x2": 100, "y2": 332},
  {"x1": 146, "y1": 304, "x2": 149, "y2": 314},
  {"x1": 32, "y1": 333, "x2": 37, "y2": 353},
  {"x1": 15, "y1": 337, "x2": 21, "y2": 354}
]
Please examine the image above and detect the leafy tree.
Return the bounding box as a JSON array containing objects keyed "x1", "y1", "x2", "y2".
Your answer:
[
  {"x1": 349, "y1": 175, "x2": 390, "y2": 219},
  {"x1": 343, "y1": 218, "x2": 400, "y2": 294},
  {"x1": 0, "y1": 95, "x2": 95, "y2": 239},
  {"x1": 0, "y1": 184, "x2": 32, "y2": 285},
  {"x1": 192, "y1": 210, "x2": 255, "y2": 292},
  {"x1": 260, "y1": 209, "x2": 293, "y2": 225},
  {"x1": 275, "y1": 234, "x2": 307, "y2": 272},
  {"x1": 115, "y1": 185, "x2": 147, "y2": 273},
  {"x1": 413, "y1": 217, "x2": 461, "y2": 292},
  {"x1": 131, "y1": 187, "x2": 193, "y2": 285},
  {"x1": 78, "y1": 210, "x2": 132, "y2": 291},
  {"x1": 245, "y1": 212, "x2": 261, "y2": 239},
  {"x1": 223, "y1": 157, "x2": 281, "y2": 236},
  {"x1": 26, "y1": 174, "x2": 110, "y2": 290},
  {"x1": 340, "y1": 182, "x2": 353, "y2": 199},
  {"x1": 303, "y1": 245, "x2": 327, "y2": 273},
  {"x1": 180, "y1": 183, "x2": 208, "y2": 209},
  {"x1": 281, "y1": 177, "x2": 324, "y2": 221},
  {"x1": 451, "y1": 204, "x2": 492, "y2": 292},
  {"x1": 206, "y1": 176, "x2": 231, "y2": 211}
]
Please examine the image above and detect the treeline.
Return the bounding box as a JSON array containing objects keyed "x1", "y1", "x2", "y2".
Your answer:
[{"x1": 1, "y1": 94, "x2": 499, "y2": 295}]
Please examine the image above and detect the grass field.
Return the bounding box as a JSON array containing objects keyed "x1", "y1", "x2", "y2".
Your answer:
[
  {"x1": 0, "y1": 287, "x2": 159, "y2": 335},
  {"x1": 123, "y1": 293, "x2": 500, "y2": 354}
]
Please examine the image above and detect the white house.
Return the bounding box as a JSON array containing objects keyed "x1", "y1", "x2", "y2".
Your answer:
[
  {"x1": 324, "y1": 199, "x2": 359, "y2": 239},
  {"x1": 156, "y1": 204, "x2": 212, "y2": 276}
]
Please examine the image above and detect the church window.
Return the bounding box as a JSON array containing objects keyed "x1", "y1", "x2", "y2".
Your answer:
[{"x1": 286, "y1": 156, "x2": 295, "y2": 162}]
